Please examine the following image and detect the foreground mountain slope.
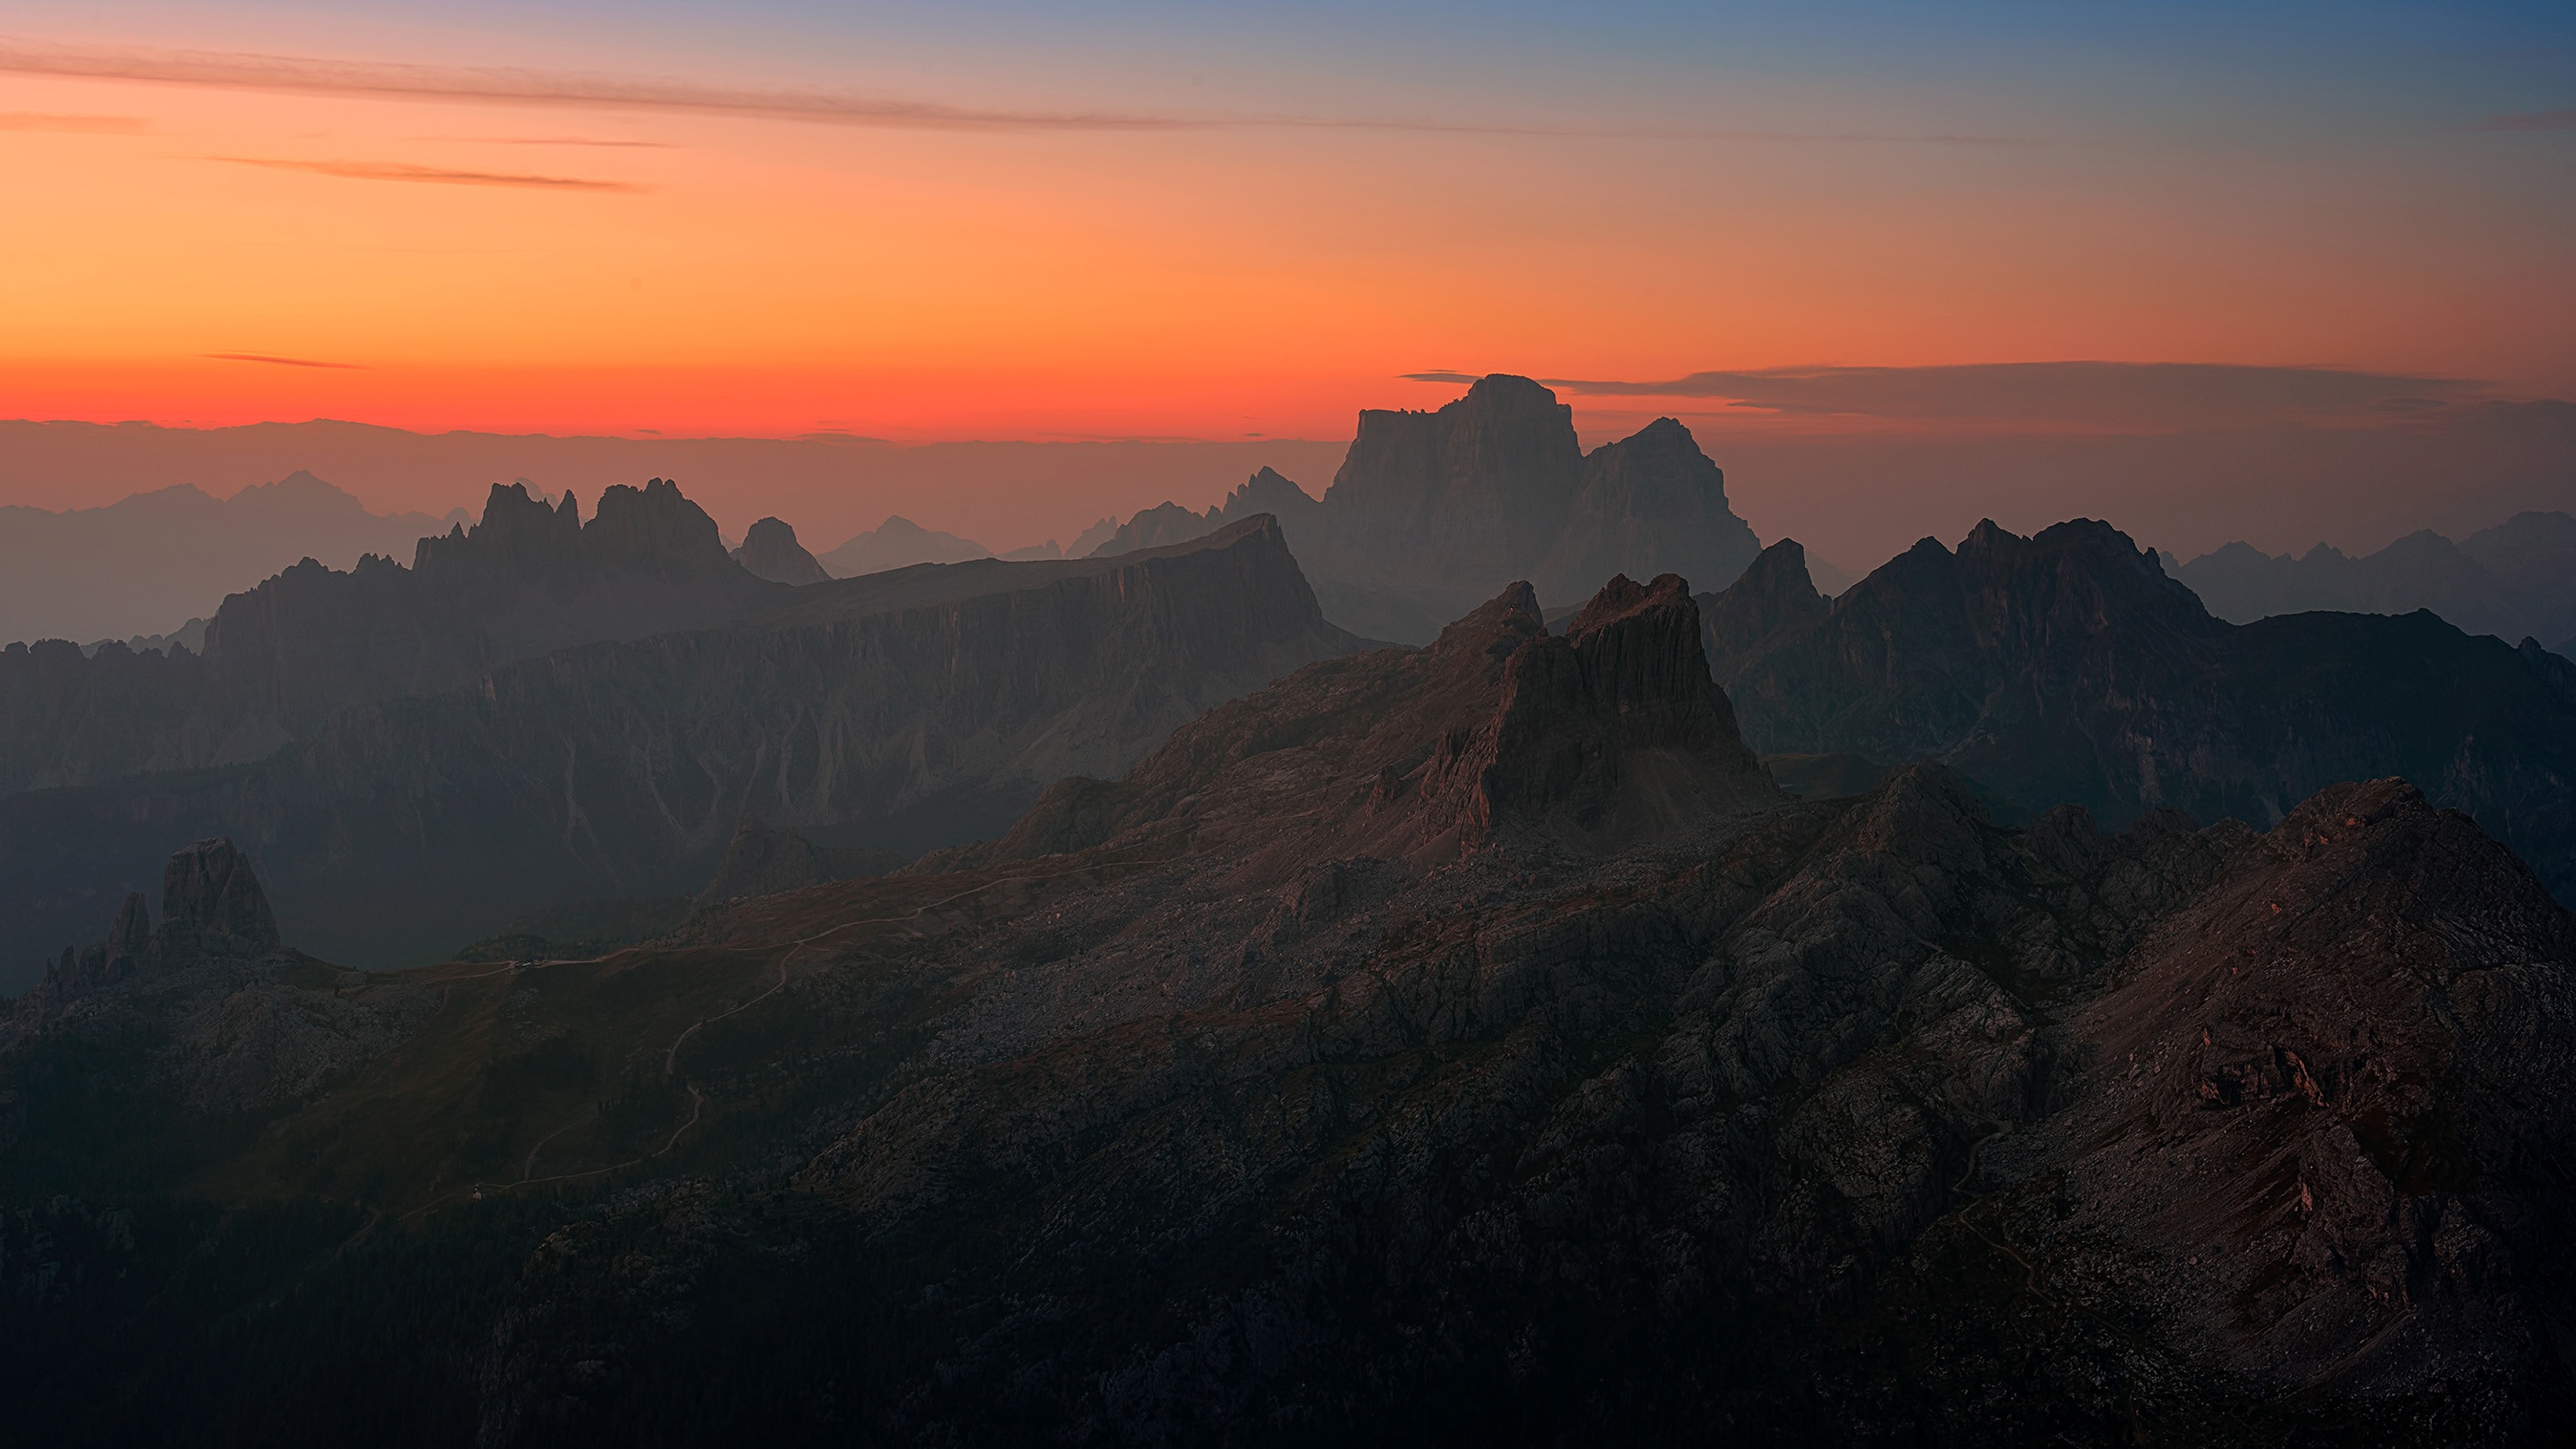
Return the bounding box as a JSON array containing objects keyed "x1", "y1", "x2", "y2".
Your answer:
[
  {"x1": 1700, "y1": 521, "x2": 2576, "y2": 906},
  {"x1": 8, "y1": 572, "x2": 2569, "y2": 1445},
  {"x1": 0, "y1": 516, "x2": 1368, "y2": 977}
]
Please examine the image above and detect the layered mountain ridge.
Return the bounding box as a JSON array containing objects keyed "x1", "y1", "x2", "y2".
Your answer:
[
  {"x1": 2169, "y1": 510, "x2": 2576, "y2": 654},
  {"x1": 6, "y1": 572, "x2": 2568, "y2": 1443},
  {"x1": 0, "y1": 515, "x2": 1368, "y2": 979},
  {"x1": 0, "y1": 470, "x2": 467, "y2": 648},
  {"x1": 1700, "y1": 518, "x2": 2576, "y2": 906},
  {"x1": 0, "y1": 478, "x2": 784, "y2": 800}
]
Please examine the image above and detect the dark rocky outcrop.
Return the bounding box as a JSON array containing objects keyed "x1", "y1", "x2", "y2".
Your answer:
[
  {"x1": 727, "y1": 517, "x2": 831, "y2": 586},
  {"x1": 1701, "y1": 518, "x2": 2576, "y2": 906},
  {"x1": 158, "y1": 837, "x2": 280, "y2": 955},
  {"x1": 2, "y1": 838, "x2": 437, "y2": 1118},
  {"x1": 0, "y1": 516, "x2": 1371, "y2": 977},
  {"x1": 13, "y1": 837, "x2": 280, "y2": 1026}
]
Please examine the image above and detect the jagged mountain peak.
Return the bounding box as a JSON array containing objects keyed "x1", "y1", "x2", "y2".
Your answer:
[
  {"x1": 1426, "y1": 579, "x2": 1546, "y2": 660},
  {"x1": 1698, "y1": 538, "x2": 1826, "y2": 676},
  {"x1": 955, "y1": 569, "x2": 1775, "y2": 877},
  {"x1": 1219, "y1": 465, "x2": 1319, "y2": 519},
  {"x1": 584, "y1": 478, "x2": 733, "y2": 573},
  {"x1": 1464, "y1": 572, "x2": 1776, "y2": 843},
  {"x1": 161, "y1": 836, "x2": 279, "y2": 952},
  {"x1": 1838, "y1": 517, "x2": 2214, "y2": 640}
]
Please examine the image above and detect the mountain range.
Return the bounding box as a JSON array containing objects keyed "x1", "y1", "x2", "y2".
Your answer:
[
  {"x1": 0, "y1": 470, "x2": 467, "y2": 648},
  {"x1": 0, "y1": 479, "x2": 786, "y2": 804},
  {"x1": 6, "y1": 572, "x2": 2568, "y2": 1444},
  {"x1": 0, "y1": 505, "x2": 1363, "y2": 982},
  {"x1": 2167, "y1": 510, "x2": 2576, "y2": 657},
  {"x1": 1699, "y1": 521, "x2": 2576, "y2": 908}
]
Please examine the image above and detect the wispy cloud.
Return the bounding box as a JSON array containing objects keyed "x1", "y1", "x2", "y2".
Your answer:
[
  {"x1": 1402, "y1": 362, "x2": 2487, "y2": 428},
  {"x1": 0, "y1": 110, "x2": 144, "y2": 132},
  {"x1": 2470, "y1": 107, "x2": 2576, "y2": 131},
  {"x1": 2, "y1": 39, "x2": 1191, "y2": 133},
  {"x1": 0, "y1": 38, "x2": 2031, "y2": 144},
  {"x1": 204, "y1": 352, "x2": 364, "y2": 369},
  {"x1": 206, "y1": 157, "x2": 646, "y2": 191},
  {"x1": 436, "y1": 135, "x2": 681, "y2": 148}
]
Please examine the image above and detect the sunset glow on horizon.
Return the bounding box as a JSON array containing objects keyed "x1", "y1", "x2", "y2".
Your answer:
[{"x1": 3, "y1": 1, "x2": 2571, "y2": 444}]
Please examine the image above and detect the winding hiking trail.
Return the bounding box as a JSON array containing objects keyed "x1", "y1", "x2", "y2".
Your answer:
[{"x1": 400, "y1": 859, "x2": 1158, "y2": 1222}]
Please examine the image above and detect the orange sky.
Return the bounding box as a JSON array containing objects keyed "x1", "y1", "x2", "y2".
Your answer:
[{"x1": 3, "y1": 13, "x2": 2572, "y2": 442}]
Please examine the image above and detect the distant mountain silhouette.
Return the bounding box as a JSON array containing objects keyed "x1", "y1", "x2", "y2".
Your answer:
[
  {"x1": 0, "y1": 516, "x2": 1368, "y2": 980},
  {"x1": 729, "y1": 516, "x2": 831, "y2": 585},
  {"x1": 816, "y1": 515, "x2": 992, "y2": 577},
  {"x1": 1078, "y1": 377, "x2": 1764, "y2": 642},
  {"x1": 0, "y1": 470, "x2": 464, "y2": 647},
  {"x1": 0, "y1": 479, "x2": 783, "y2": 801},
  {"x1": 1700, "y1": 521, "x2": 2576, "y2": 905},
  {"x1": 2167, "y1": 510, "x2": 2576, "y2": 656}
]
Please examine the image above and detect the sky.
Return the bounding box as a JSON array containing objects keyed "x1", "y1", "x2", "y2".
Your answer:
[{"x1": 2, "y1": 1, "x2": 2571, "y2": 447}]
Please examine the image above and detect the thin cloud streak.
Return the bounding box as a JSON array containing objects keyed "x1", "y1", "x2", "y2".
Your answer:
[
  {"x1": 471, "y1": 136, "x2": 680, "y2": 148},
  {"x1": 1402, "y1": 362, "x2": 2487, "y2": 427},
  {"x1": 203, "y1": 352, "x2": 364, "y2": 369},
  {"x1": 0, "y1": 38, "x2": 2031, "y2": 144},
  {"x1": 0, "y1": 111, "x2": 144, "y2": 132},
  {"x1": 206, "y1": 157, "x2": 647, "y2": 191},
  {"x1": 2470, "y1": 107, "x2": 2576, "y2": 131}
]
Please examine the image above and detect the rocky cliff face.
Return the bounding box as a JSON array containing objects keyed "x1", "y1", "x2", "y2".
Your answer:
[
  {"x1": 1531, "y1": 417, "x2": 1762, "y2": 607},
  {"x1": 942, "y1": 570, "x2": 1775, "y2": 877},
  {"x1": 1702, "y1": 518, "x2": 2576, "y2": 907},
  {"x1": 0, "y1": 479, "x2": 782, "y2": 800},
  {"x1": 1980, "y1": 778, "x2": 2576, "y2": 1411},
  {"x1": 0, "y1": 516, "x2": 1371, "y2": 977},
  {"x1": 1292, "y1": 377, "x2": 1758, "y2": 640}
]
